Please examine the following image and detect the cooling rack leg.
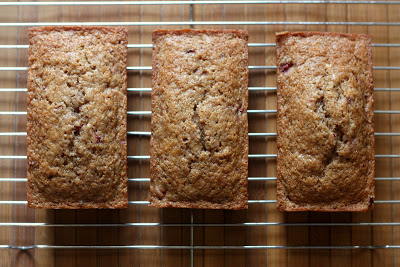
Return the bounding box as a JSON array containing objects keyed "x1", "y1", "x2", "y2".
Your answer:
[
  {"x1": 190, "y1": 0, "x2": 194, "y2": 29},
  {"x1": 191, "y1": 209, "x2": 194, "y2": 267}
]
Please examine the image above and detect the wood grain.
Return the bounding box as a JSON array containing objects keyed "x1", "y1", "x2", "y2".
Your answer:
[
  {"x1": 0, "y1": 4, "x2": 18, "y2": 266},
  {"x1": 369, "y1": 3, "x2": 393, "y2": 267},
  {"x1": 120, "y1": 2, "x2": 142, "y2": 267},
  {"x1": 14, "y1": 3, "x2": 37, "y2": 267},
  {"x1": 0, "y1": 2, "x2": 399, "y2": 267},
  {"x1": 389, "y1": 4, "x2": 400, "y2": 267}
]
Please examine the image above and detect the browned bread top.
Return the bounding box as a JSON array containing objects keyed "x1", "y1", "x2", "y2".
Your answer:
[
  {"x1": 150, "y1": 29, "x2": 249, "y2": 209},
  {"x1": 276, "y1": 31, "x2": 375, "y2": 212},
  {"x1": 27, "y1": 26, "x2": 128, "y2": 209}
]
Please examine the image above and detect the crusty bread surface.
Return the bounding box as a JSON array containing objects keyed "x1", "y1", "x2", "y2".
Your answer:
[
  {"x1": 151, "y1": 29, "x2": 249, "y2": 209},
  {"x1": 276, "y1": 31, "x2": 375, "y2": 212},
  {"x1": 27, "y1": 26, "x2": 128, "y2": 209}
]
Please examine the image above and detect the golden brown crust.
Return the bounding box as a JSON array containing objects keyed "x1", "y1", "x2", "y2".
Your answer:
[
  {"x1": 152, "y1": 29, "x2": 249, "y2": 40},
  {"x1": 27, "y1": 26, "x2": 128, "y2": 209},
  {"x1": 276, "y1": 31, "x2": 375, "y2": 212},
  {"x1": 150, "y1": 29, "x2": 249, "y2": 210},
  {"x1": 276, "y1": 31, "x2": 372, "y2": 41}
]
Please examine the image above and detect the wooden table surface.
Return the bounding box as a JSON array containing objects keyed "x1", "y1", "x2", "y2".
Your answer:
[{"x1": 0, "y1": 1, "x2": 399, "y2": 266}]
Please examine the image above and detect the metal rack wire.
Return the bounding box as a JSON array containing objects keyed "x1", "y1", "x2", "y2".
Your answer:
[{"x1": 0, "y1": 0, "x2": 400, "y2": 266}]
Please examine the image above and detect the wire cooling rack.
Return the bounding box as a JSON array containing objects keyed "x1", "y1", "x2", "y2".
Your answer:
[{"x1": 1, "y1": 1, "x2": 400, "y2": 266}]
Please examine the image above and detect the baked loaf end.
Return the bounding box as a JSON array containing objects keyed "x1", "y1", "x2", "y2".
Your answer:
[
  {"x1": 27, "y1": 26, "x2": 128, "y2": 209},
  {"x1": 151, "y1": 29, "x2": 249, "y2": 209},
  {"x1": 276, "y1": 31, "x2": 375, "y2": 212}
]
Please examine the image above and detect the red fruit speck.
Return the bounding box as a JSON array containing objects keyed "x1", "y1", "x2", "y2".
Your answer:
[
  {"x1": 93, "y1": 132, "x2": 102, "y2": 143},
  {"x1": 280, "y1": 63, "x2": 293, "y2": 73}
]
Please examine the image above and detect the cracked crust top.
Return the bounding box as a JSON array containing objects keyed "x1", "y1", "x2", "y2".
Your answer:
[
  {"x1": 27, "y1": 26, "x2": 128, "y2": 209},
  {"x1": 276, "y1": 31, "x2": 375, "y2": 212},
  {"x1": 150, "y1": 29, "x2": 249, "y2": 209}
]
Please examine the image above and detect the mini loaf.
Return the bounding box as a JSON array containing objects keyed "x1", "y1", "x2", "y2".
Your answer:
[
  {"x1": 27, "y1": 26, "x2": 128, "y2": 209},
  {"x1": 276, "y1": 31, "x2": 375, "y2": 212},
  {"x1": 150, "y1": 29, "x2": 249, "y2": 209}
]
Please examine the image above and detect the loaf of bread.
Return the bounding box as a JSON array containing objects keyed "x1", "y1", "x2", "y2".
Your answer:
[
  {"x1": 27, "y1": 26, "x2": 128, "y2": 209},
  {"x1": 276, "y1": 31, "x2": 375, "y2": 212},
  {"x1": 150, "y1": 29, "x2": 249, "y2": 209}
]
